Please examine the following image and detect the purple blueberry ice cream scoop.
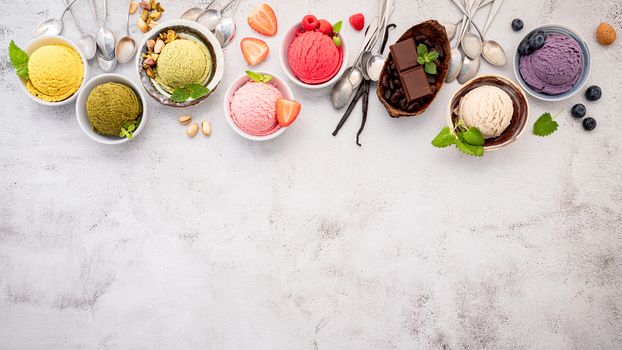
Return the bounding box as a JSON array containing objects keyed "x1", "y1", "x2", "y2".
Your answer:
[{"x1": 519, "y1": 33, "x2": 583, "y2": 95}]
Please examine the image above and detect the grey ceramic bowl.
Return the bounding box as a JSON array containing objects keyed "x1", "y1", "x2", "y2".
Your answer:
[
  {"x1": 513, "y1": 24, "x2": 590, "y2": 102},
  {"x1": 135, "y1": 19, "x2": 224, "y2": 108}
]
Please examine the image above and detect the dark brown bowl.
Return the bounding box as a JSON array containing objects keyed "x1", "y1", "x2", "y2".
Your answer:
[
  {"x1": 448, "y1": 75, "x2": 529, "y2": 151},
  {"x1": 377, "y1": 20, "x2": 451, "y2": 118}
]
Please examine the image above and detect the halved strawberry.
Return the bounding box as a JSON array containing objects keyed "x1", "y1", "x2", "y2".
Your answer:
[
  {"x1": 276, "y1": 99, "x2": 301, "y2": 127},
  {"x1": 247, "y1": 3, "x2": 278, "y2": 36},
  {"x1": 240, "y1": 37, "x2": 269, "y2": 66}
]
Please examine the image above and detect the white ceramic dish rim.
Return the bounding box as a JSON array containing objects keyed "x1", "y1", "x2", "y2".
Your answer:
[
  {"x1": 512, "y1": 23, "x2": 591, "y2": 102},
  {"x1": 446, "y1": 74, "x2": 530, "y2": 152},
  {"x1": 75, "y1": 73, "x2": 148, "y2": 145},
  {"x1": 223, "y1": 72, "x2": 293, "y2": 141},
  {"x1": 279, "y1": 24, "x2": 349, "y2": 90},
  {"x1": 135, "y1": 19, "x2": 225, "y2": 107},
  {"x1": 17, "y1": 35, "x2": 89, "y2": 107}
]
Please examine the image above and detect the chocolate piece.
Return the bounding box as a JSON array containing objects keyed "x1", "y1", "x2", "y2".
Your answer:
[
  {"x1": 389, "y1": 38, "x2": 418, "y2": 72},
  {"x1": 399, "y1": 66, "x2": 433, "y2": 101}
]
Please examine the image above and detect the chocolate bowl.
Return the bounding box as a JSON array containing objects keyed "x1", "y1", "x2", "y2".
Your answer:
[
  {"x1": 447, "y1": 75, "x2": 529, "y2": 151},
  {"x1": 377, "y1": 20, "x2": 451, "y2": 118}
]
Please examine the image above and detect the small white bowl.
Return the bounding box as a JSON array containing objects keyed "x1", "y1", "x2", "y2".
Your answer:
[
  {"x1": 16, "y1": 35, "x2": 89, "y2": 106},
  {"x1": 223, "y1": 72, "x2": 293, "y2": 141},
  {"x1": 279, "y1": 24, "x2": 348, "y2": 89},
  {"x1": 76, "y1": 74, "x2": 148, "y2": 145}
]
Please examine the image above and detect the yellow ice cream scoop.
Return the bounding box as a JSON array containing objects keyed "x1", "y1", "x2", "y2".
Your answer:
[
  {"x1": 154, "y1": 39, "x2": 211, "y2": 93},
  {"x1": 26, "y1": 44, "x2": 84, "y2": 102}
]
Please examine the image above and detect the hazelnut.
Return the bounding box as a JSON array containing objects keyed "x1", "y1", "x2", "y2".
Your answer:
[
  {"x1": 129, "y1": 2, "x2": 139, "y2": 14},
  {"x1": 596, "y1": 22, "x2": 616, "y2": 46}
]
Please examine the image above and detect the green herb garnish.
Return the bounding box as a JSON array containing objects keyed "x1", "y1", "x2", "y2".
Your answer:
[
  {"x1": 8, "y1": 40, "x2": 29, "y2": 79},
  {"x1": 332, "y1": 20, "x2": 343, "y2": 47},
  {"x1": 417, "y1": 43, "x2": 439, "y2": 75},
  {"x1": 432, "y1": 122, "x2": 485, "y2": 157},
  {"x1": 170, "y1": 84, "x2": 210, "y2": 103},
  {"x1": 533, "y1": 110, "x2": 562, "y2": 137},
  {"x1": 246, "y1": 70, "x2": 272, "y2": 83},
  {"x1": 119, "y1": 121, "x2": 137, "y2": 139}
]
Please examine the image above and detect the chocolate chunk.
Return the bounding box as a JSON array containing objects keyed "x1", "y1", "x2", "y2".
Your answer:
[
  {"x1": 389, "y1": 38, "x2": 419, "y2": 72},
  {"x1": 399, "y1": 66, "x2": 433, "y2": 102}
]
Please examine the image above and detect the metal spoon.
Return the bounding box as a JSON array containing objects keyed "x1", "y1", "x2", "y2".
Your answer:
[
  {"x1": 64, "y1": 0, "x2": 96, "y2": 59},
  {"x1": 445, "y1": 15, "x2": 469, "y2": 83},
  {"x1": 214, "y1": 0, "x2": 241, "y2": 47},
  {"x1": 480, "y1": 0, "x2": 506, "y2": 66},
  {"x1": 181, "y1": 0, "x2": 217, "y2": 21},
  {"x1": 197, "y1": 0, "x2": 236, "y2": 32},
  {"x1": 115, "y1": 0, "x2": 136, "y2": 64},
  {"x1": 331, "y1": 18, "x2": 379, "y2": 109},
  {"x1": 34, "y1": 0, "x2": 79, "y2": 37},
  {"x1": 442, "y1": 0, "x2": 492, "y2": 40},
  {"x1": 457, "y1": 54, "x2": 480, "y2": 84},
  {"x1": 363, "y1": 0, "x2": 394, "y2": 81},
  {"x1": 461, "y1": 0, "x2": 483, "y2": 59},
  {"x1": 360, "y1": 0, "x2": 388, "y2": 80},
  {"x1": 89, "y1": 0, "x2": 116, "y2": 60},
  {"x1": 96, "y1": 52, "x2": 117, "y2": 72}
]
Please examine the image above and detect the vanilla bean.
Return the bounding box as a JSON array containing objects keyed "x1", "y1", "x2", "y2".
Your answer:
[
  {"x1": 356, "y1": 80, "x2": 370, "y2": 146},
  {"x1": 332, "y1": 82, "x2": 366, "y2": 136}
]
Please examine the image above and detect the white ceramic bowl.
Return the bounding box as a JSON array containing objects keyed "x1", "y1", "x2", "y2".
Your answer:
[
  {"x1": 513, "y1": 24, "x2": 590, "y2": 102},
  {"x1": 76, "y1": 74, "x2": 148, "y2": 145},
  {"x1": 16, "y1": 35, "x2": 89, "y2": 106},
  {"x1": 135, "y1": 19, "x2": 224, "y2": 107},
  {"x1": 279, "y1": 24, "x2": 348, "y2": 89},
  {"x1": 223, "y1": 72, "x2": 293, "y2": 141}
]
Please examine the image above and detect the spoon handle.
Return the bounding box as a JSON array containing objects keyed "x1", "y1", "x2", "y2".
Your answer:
[
  {"x1": 88, "y1": 0, "x2": 102, "y2": 28},
  {"x1": 482, "y1": 0, "x2": 503, "y2": 35},
  {"x1": 125, "y1": 0, "x2": 131, "y2": 35},
  {"x1": 63, "y1": 0, "x2": 84, "y2": 33},
  {"x1": 60, "y1": 0, "x2": 79, "y2": 21}
]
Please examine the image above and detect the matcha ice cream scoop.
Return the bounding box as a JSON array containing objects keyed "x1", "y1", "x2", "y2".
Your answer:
[
  {"x1": 86, "y1": 82, "x2": 142, "y2": 136},
  {"x1": 154, "y1": 38, "x2": 211, "y2": 93}
]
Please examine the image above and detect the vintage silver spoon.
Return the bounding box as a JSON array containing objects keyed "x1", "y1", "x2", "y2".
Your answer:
[
  {"x1": 442, "y1": 0, "x2": 492, "y2": 40},
  {"x1": 96, "y1": 52, "x2": 117, "y2": 72},
  {"x1": 480, "y1": 0, "x2": 506, "y2": 66},
  {"x1": 457, "y1": 54, "x2": 480, "y2": 84},
  {"x1": 64, "y1": 0, "x2": 97, "y2": 59},
  {"x1": 461, "y1": 0, "x2": 483, "y2": 59},
  {"x1": 214, "y1": 0, "x2": 241, "y2": 47},
  {"x1": 363, "y1": 0, "x2": 394, "y2": 81},
  {"x1": 445, "y1": 15, "x2": 469, "y2": 83},
  {"x1": 197, "y1": 0, "x2": 236, "y2": 31},
  {"x1": 115, "y1": 0, "x2": 136, "y2": 64},
  {"x1": 89, "y1": 0, "x2": 116, "y2": 60},
  {"x1": 34, "y1": 0, "x2": 79, "y2": 37},
  {"x1": 181, "y1": 0, "x2": 216, "y2": 21}
]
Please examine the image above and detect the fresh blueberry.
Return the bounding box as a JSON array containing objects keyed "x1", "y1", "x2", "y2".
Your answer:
[
  {"x1": 571, "y1": 104, "x2": 586, "y2": 118},
  {"x1": 528, "y1": 33, "x2": 546, "y2": 50},
  {"x1": 583, "y1": 117, "x2": 597, "y2": 131},
  {"x1": 511, "y1": 19, "x2": 524, "y2": 31},
  {"x1": 518, "y1": 39, "x2": 534, "y2": 56},
  {"x1": 585, "y1": 85, "x2": 602, "y2": 101}
]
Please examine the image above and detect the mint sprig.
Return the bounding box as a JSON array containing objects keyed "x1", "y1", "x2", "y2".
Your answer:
[
  {"x1": 246, "y1": 70, "x2": 272, "y2": 83},
  {"x1": 417, "y1": 43, "x2": 439, "y2": 75},
  {"x1": 170, "y1": 84, "x2": 210, "y2": 103},
  {"x1": 8, "y1": 40, "x2": 29, "y2": 79},
  {"x1": 432, "y1": 122, "x2": 485, "y2": 157},
  {"x1": 533, "y1": 110, "x2": 562, "y2": 137},
  {"x1": 119, "y1": 121, "x2": 137, "y2": 139},
  {"x1": 332, "y1": 20, "x2": 343, "y2": 47}
]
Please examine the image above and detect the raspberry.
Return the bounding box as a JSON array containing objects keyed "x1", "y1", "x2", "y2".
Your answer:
[
  {"x1": 317, "y1": 19, "x2": 333, "y2": 37},
  {"x1": 349, "y1": 13, "x2": 365, "y2": 31},
  {"x1": 301, "y1": 15, "x2": 319, "y2": 31}
]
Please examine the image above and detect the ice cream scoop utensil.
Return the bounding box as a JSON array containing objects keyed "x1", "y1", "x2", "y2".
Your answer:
[
  {"x1": 89, "y1": 0, "x2": 116, "y2": 60},
  {"x1": 34, "y1": 0, "x2": 79, "y2": 37},
  {"x1": 63, "y1": 0, "x2": 97, "y2": 59},
  {"x1": 197, "y1": 0, "x2": 236, "y2": 31},
  {"x1": 115, "y1": 0, "x2": 137, "y2": 64},
  {"x1": 214, "y1": 0, "x2": 241, "y2": 47},
  {"x1": 181, "y1": 0, "x2": 217, "y2": 21}
]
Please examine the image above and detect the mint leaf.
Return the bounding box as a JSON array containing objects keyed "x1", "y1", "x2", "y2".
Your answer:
[
  {"x1": 246, "y1": 70, "x2": 272, "y2": 83},
  {"x1": 431, "y1": 127, "x2": 456, "y2": 148},
  {"x1": 533, "y1": 112, "x2": 558, "y2": 136},
  {"x1": 456, "y1": 139, "x2": 484, "y2": 157},
  {"x1": 333, "y1": 36, "x2": 341, "y2": 47},
  {"x1": 170, "y1": 87, "x2": 190, "y2": 103},
  {"x1": 120, "y1": 121, "x2": 137, "y2": 139},
  {"x1": 417, "y1": 57, "x2": 425, "y2": 65},
  {"x1": 417, "y1": 43, "x2": 428, "y2": 56},
  {"x1": 428, "y1": 51, "x2": 439, "y2": 61},
  {"x1": 333, "y1": 20, "x2": 343, "y2": 34},
  {"x1": 187, "y1": 84, "x2": 210, "y2": 99},
  {"x1": 8, "y1": 40, "x2": 29, "y2": 79},
  {"x1": 462, "y1": 127, "x2": 485, "y2": 146},
  {"x1": 424, "y1": 62, "x2": 437, "y2": 75}
]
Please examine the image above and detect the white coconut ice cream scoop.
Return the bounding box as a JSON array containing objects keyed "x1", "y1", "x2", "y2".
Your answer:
[{"x1": 457, "y1": 85, "x2": 514, "y2": 138}]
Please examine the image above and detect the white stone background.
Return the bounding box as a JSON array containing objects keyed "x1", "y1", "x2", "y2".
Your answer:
[{"x1": 1, "y1": 0, "x2": 622, "y2": 348}]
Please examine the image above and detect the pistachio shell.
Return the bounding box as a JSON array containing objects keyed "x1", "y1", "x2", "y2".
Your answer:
[
  {"x1": 154, "y1": 39, "x2": 165, "y2": 54},
  {"x1": 141, "y1": 9, "x2": 149, "y2": 21},
  {"x1": 140, "y1": 0, "x2": 151, "y2": 10},
  {"x1": 129, "y1": 2, "x2": 139, "y2": 14},
  {"x1": 146, "y1": 67, "x2": 155, "y2": 78},
  {"x1": 202, "y1": 121, "x2": 212, "y2": 136},
  {"x1": 179, "y1": 115, "x2": 192, "y2": 125},
  {"x1": 187, "y1": 123, "x2": 199, "y2": 137},
  {"x1": 146, "y1": 39, "x2": 155, "y2": 51},
  {"x1": 149, "y1": 11, "x2": 161, "y2": 20},
  {"x1": 137, "y1": 18, "x2": 148, "y2": 33}
]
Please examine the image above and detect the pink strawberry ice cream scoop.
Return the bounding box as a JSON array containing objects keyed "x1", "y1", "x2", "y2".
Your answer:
[
  {"x1": 230, "y1": 81, "x2": 283, "y2": 136},
  {"x1": 288, "y1": 31, "x2": 343, "y2": 84}
]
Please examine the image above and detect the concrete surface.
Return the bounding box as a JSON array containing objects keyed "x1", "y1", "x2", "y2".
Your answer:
[{"x1": 1, "y1": 0, "x2": 621, "y2": 349}]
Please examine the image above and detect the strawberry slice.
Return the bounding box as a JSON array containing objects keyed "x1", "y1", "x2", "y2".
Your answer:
[
  {"x1": 240, "y1": 37, "x2": 269, "y2": 66},
  {"x1": 247, "y1": 3, "x2": 278, "y2": 36},
  {"x1": 276, "y1": 99, "x2": 301, "y2": 127}
]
